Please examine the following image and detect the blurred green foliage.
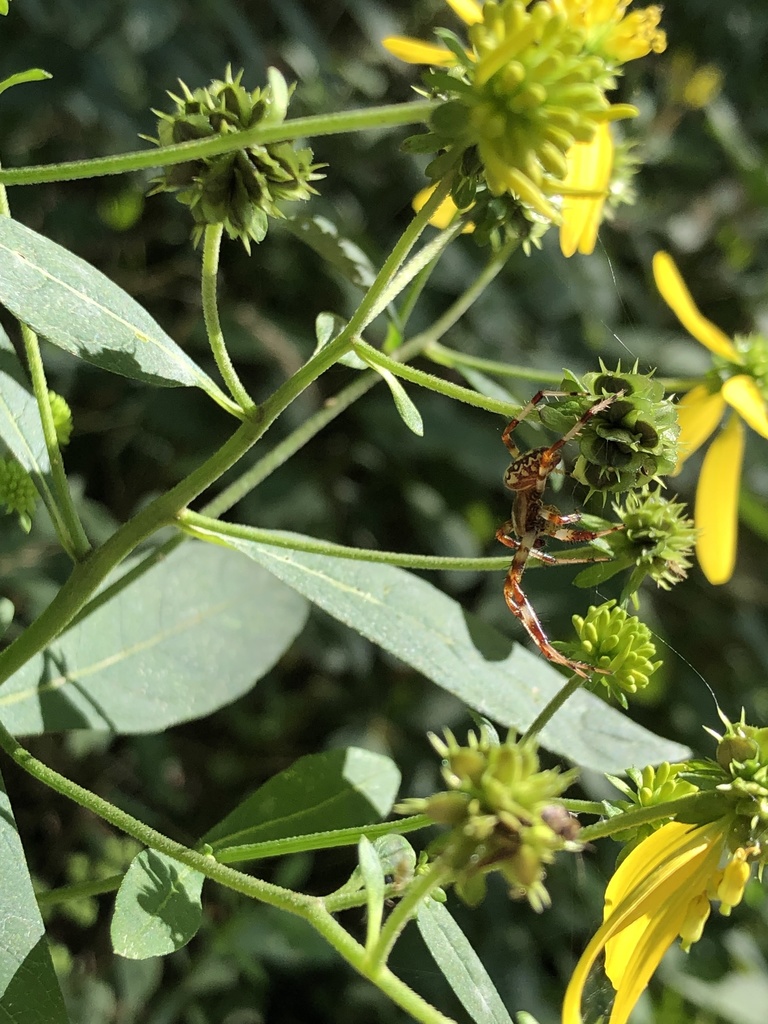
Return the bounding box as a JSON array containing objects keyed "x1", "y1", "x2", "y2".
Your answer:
[{"x1": 2, "y1": 1, "x2": 768, "y2": 1022}]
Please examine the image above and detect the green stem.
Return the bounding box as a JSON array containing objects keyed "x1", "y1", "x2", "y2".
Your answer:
[
  {"x1": 203, "y1": 237, "x2": 519, "y2": 518},
  {"x1": 354, "y1": 339, "x2": 517, "y2": 419},
  {"x1": 201, "y1": 224, "x2": 254, "y2": 410},
  {"x1": 180, "y1": 511, "x2": 509, "y2": 571},
  {"x1": 0, "y1": 102, "x2": 436, "y2": 187},
  {"x1": 578, "y1": 792, "x2": 711, "y2": 843},
  {"x1": 426, "y1": 343, "x2": 564, "y2": 386},
  {"x1": 0, "y1": 722, "x2": 454, "y2": 1024},
  {"x1": 521, "y1": 672, "x2": 585, "y2": 743},
  {"x1": 18, "y1": 324, "x2": 92, "y2": 560},
  {"x1": 214, "y1": 815, "x2": 433, "y2": 864},
  {"x1": 368, "y1": 859, "x2": 454, "y2": 968},
  {"x1": 36, "y1": 874, "x2": 123, "y2": 908}
]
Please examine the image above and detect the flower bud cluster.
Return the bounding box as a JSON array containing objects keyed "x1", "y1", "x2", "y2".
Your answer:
[
  {"x1": 397, "y1": 727, "x2": 579, "y2": 910},
  {"x1": 606, "y1": 762, "x2": 698, "y2": 852},
  {"x1": 0, "y1": 457, "x2": 37, "y2": 531},
  {"x1": 538, "y1": 365, "x2": 680, "y2": 496},
  {"x1": 557, "y1": 599, "x2": 661, "y2": 706},
  {"x1": 149, "y1": 66, "x2": 322, "y2": 250}
]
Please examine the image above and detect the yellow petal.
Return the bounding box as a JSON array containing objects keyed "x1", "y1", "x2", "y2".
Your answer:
[
  {"x1": 673, "y1": 385, "x2": 726, "y2": 471},
  {"x1": 722, "y1": 374, "x2": 768, "y2": 439},
  {"x1": 445, "y1": 0, "x2": 484, "y2": 25},
  {"x1": 653, "y1": 251, "x2": 740, "y2": 361},
  {"x1": 695, "y1": 415, "x2": 745, "y2": 585},
  {"x1": 562, "y1": 822, "x2": 721, "y2": 1024},
  {"x1": 412, "y1": 185, "x2": 475, "y2": 233},
  {"x1": 559, "y1": 123, "x2": 613, "y2": 257},
  {"x1": 382, "y1": 36, "x2": 458, "y2": 66}
]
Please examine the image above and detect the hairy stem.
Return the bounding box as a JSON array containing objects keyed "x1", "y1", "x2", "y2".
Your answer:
[{"x1": 202, "y1": 224, "x2": 254, "y2": 410}]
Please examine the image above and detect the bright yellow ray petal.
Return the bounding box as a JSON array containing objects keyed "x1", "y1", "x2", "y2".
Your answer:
[
  {"x1": 412, "y1": 185, "x2": 475, "y2": 233},
  {"x1": 559, "y1": 123, "x2": 613, "y2": 257},
  {"x1": 382, "y1": 36, "x2": 458, "y2": 66},
  {"x1": 445, "y1": 0, "x2": 484, "y2": 25},
  {"x1": 562, "y1": 823, "x2": 719, "y2": 1024},
  {"x1": 673, "y1": 385, "x2": 726, "y2": 471},
  {"x1": 653, "y1": 252, "x2": 740, "y2": 361},
  {"x1": 695, "y1": 415, "x2": 745, "y2": 585},
  {"x1": 722, "y1": 374, "x2": 768, "y2": 439}
]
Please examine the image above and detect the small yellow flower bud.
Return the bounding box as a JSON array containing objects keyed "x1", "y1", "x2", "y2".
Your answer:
[
  {"x1": 679, "y1": 892, "x2": 711, "y2": 952},
  {"x1": 717, "y1": 849, "x2": 751, "y2": 915}
]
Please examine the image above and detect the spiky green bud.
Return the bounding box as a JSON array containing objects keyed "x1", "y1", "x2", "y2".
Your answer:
[
  {"x1": 396, "y1": 727, "x2": 580, "y2": 909},
  {"x1": 556, "y1": 599, "x2": 662, "y2": 707},
  {"x1": 149, "y1": 66, "x2": 323, "y2": 250},
  {"x1": 48, "y1": 390, "x2": 73, "y2": 447},
  {"x1": 539, "y1": 364, "x2": 680, "y2": 496},
  {"x1": 605, "y1": 762, "x2": 699, "y2": 854},
  {"x1": 0, "y1": 457, "x2": 37, "y2": 530}
]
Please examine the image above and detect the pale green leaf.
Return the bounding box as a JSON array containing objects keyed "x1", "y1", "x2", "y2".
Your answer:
[
  {"x1": 208, "y1": 537, "x2": 690, "y2": 772},
  {"x1": 0, "y1": 767, "x2": 70, "y2": 1022},
  {"x1": 111, "y1": 850, "x2": 204, "y2": 959},
  {"x1": 0, "y1": 218, "x2": 224, "y2": 394},
  {"x1": 417, "y1": 899, "x2": 514, "y2": 1024},
  {"x1": 0, "y1": 541, "x2": 308, "y2": 734}
]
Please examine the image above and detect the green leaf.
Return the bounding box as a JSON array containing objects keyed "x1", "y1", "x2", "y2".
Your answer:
[
  {"x1": 286, "y1": 215, "x2": 375, "y2": 289},
  {"x1": 204, "y1": 747, "x2": 400, "y2": 850},
  {"x1": 0, "y1": 218, "x2": 225, "y2": 396},
  {"x1": 368, "y1": 363, "x2": 424, "y2": 436},
  {"x1": 0, "y1": 68, "x2": 51, "y2": 96},
  {"x1": 314, "y1": 312, "x2": 367, "y2": 370},
  {"x1": 417, "y1": 899, "x2": 514, "y2": 1024},
  {"x1": 111, "y1": 849, "x2": 204, "y2": 959},
  {"x1": 0, "y1": 766, "x2": 70, "y2": 1022},
  {"x1": 0, "y1": 541, "x2": 308, "y2": 734},
  {"x1": 209, "y1": 538, "x2": 690, "y2": 772}
]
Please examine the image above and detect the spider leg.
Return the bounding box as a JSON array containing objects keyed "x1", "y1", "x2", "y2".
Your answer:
[
  {"x1": 501, "y1": 389, "x2": 589, "y2": 457},
  {"x1": 538, "y1": 508, "x2": 625, "y2": 545},
  {"x1": 539, "y1": 390, "x2": 622, "y2": 462},
  {"x1": 502, "y1": 555, "x2": 601, "y2": 679}
]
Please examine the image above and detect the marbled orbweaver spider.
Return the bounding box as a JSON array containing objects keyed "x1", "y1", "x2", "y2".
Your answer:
[{"x1": 496, "y1": 389, "x2": 623, "y2": 677}]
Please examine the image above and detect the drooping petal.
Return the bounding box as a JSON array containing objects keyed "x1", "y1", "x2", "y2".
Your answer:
[
  {"x1": 673, "y1": 384, "x2": 726, "y2": 470},
  {"x1": 695, "y1": 414, "x2": 745, "y2": 585},
  {"x1": 559, "y1": 122, "x2": 613, "y2": 257},
  {"x1": 722, "y1": 374, "x2": 768, "y2": 439},
  {"x1": 653, "y1": 252, "x2": 740, "y2": 362},
  {"x1": 445, "y1": 0, "x2": 484, "y2": 25},
  {"x1": 563, "y1": 822, "x2": 721, "y2": 1024},
  {"x1": 382, "y1": 35, "x2": 458, "y2": 65}
]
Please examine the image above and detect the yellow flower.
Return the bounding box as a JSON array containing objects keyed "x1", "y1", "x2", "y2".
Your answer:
[
  {"x1": 559, "y1": 121, "x2": 613, "y2": 256},
  {"x1": 551, "y1": 0, "x2": 666, "y2": 63},
  {"x1": 563, "y1": 819, "x2": 751, "y2": 1024},
  {"x1": 653, "y1": 251, "x2": 768, "y2": 584},
  {"x1": 382, "y1": 0, "x2": 482, "y2": 67}
]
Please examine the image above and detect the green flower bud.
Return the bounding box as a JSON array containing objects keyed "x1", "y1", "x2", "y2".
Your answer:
[
  {"x1": 605, "y1": 762, "x2": 699, "y2": 852},
  {"x1": 556, "y1": 599, "x2": 662, "y2": 707},
  {"x1": 149, "y1": 66, "x2": 323, "y2": 250},
  {"x1": 396, "y1": 727, "x2": 580, "y2": 910},
  {"x1": 48, "y1": 390, "x2": 73, "y2": 447},
  {"x1": 0, "y1": 457, "x2": 37, "y2": 531},
  {"x1": 539, "y1": 364, "x2": 680, "y2": 496}
]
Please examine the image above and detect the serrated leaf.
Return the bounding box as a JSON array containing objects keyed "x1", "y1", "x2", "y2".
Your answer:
[
  {"x1": 286, "y1": 215, "x2": 375, "y2": 288},
  {"x1": 369, "y1": 363, "x2": 424, "y2": 435},
  {"x1": 204, "y1": 747, "x2": 400, "y2": 850},
  {"x1": 0, "y1": 541, "x2": 308, "y2": 734},
  {"x1": 0, "y1": 218, "x2": 224, "y2": 394},
  {"x1": 417, "y1": 899, "x2": 514, "y2": 1024},
  {"x1": 111, "y1": 849, "x2": 204, "y2": 959},
  {"x1": 0, "y1": 766, "x2": 70, "y2": 1022},
  {"x1": 205, "y1": 536, "x2": 690, "y2": 772}
]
